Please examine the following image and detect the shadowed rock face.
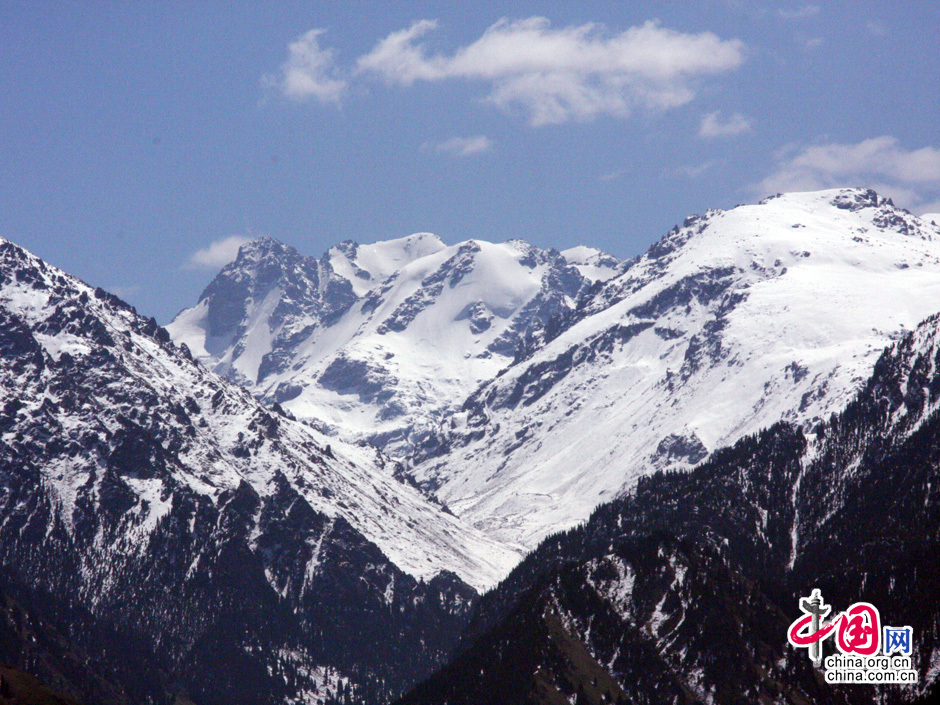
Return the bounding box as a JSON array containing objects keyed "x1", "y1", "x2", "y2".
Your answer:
[
  {"x1": 0, "y1": 665, "x2": 85, "y2": 705},
  {"x1": 6, "y1": 188, "x2": 940, "y2": 705},
  {"x1": 410, "y1": 189, "x2": 940, "y2": 551},
  {"x1": 169, "y1": 234, "x2": 621, "y2": 459},
  {"x1": 652, "y1": 432, "x2": 709, "y2": 468},
  {"x1": 0, "y1": 236, "x2": 506, "y2": 705},
  {"x1": 195, "y1": 237, "x2": 358, "y2": 383},
  {"x1": 399, "y1": 313, "x2": 940, "y2": 705}
]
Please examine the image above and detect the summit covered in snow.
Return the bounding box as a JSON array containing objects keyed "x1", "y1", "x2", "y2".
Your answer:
[
  {"x1": 168, "y1": 233, "x2": 622, "y2": 456},
  {"x1": 412, "y1": 188, "x2": 940, "y2": 547},
  {"x1": 170, "y1": 188, "x2": 940, "y2": 553},
  {"x1": 0, "y1": 233, "x2": 526, "y2": 702},
  {"x1": 0, "y1": 235, "x2": 519, "y2": 588}
]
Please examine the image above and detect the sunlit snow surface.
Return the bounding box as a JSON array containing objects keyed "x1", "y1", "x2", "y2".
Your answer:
[
  {"x1": 0, "y1": 237, "x2": 520, "y2": 590},
  {"x1": 412, "y1": 189, "x2": 940, "y2": 548},
  {"x1": 169, "y1": 234, "x2": 621, "y2": 457},
  {"x1": 168, "y1": 188, "x2": 940, "y2": 570}
]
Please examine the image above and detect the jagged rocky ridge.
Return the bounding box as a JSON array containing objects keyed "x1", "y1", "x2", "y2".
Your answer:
[
  {"x1": 168, "y1": 235, "x2": 622, "y2": 458},
  {"x1": 0, "y1": 237, "x2": 519, "y2": 705},
  {"x1": 7, "y1": 188, "x2": 940, "y2": 704},
  {"x1": 398, "y1": 309, "x2": 940, "y2": 705},
  {"x1": 170, "y1": 190, "x2": 940, "y2": 556},
  {"x1": 411, "y1": 188, "x2": 940, "y2": 549}
]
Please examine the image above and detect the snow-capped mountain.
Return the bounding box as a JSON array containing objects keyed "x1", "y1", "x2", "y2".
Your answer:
[
  {"x1": 6, "y1": 188, "x2": 940, "y2": 705},
  {"x1": 400, "y1": 310, "x2": 940, "y2": 705},
  {"x1": 412, "y1": 188, "x2": 940, "y2": 548},
  {"x1": 168, "y1": 234, "x2": 622, "y2": 458},
  {"x1": 0, "y1": 236, "x2": 520, "y2": 704}
]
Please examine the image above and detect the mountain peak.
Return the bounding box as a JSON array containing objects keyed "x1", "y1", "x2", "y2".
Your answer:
[
  {"x1": 170, "y1": 231, "x2": 622, "y2": 458},
  {"x1": 396, "y1": 231, "x2": 447, "y2": 252},
  {"x1": 0, "y1": 233, "x2": 518, "y2": 589},
  {"x1": 224, "y1": 236, "x2": 305, "y2": 272},
  {"x1": 328, "y1": 232, "x2": 448, "y2": 285},
  {"x1": 641, "y1": 187, "x2": 937, "y2": 271},
  {"x1": 411, "y1": 187, "x2": 940, "y2": 548},
  {"x1": 0, "y1": 234, "x2": 526, "y2": 702}
]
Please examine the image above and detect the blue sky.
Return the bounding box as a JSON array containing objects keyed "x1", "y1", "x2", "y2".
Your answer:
[{"x1": 2, "y1": 1, "x2": 938, "y2": 322}]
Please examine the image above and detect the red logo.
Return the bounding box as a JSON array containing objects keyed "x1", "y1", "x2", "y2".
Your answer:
[
  {"x1": 787, "y1": 589, "x2": 882, "y2": 665},
  {"x1": 836, "y1": 603, "x2": 880, "y2": 655}
]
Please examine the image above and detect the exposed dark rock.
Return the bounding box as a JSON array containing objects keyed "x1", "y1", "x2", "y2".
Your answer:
[
  {"x1": 0, "y1": 238, "x2": 480, "y2": 705},
  {"x1": 400, "y1": 313, "x2": 940, "y2": 705}
]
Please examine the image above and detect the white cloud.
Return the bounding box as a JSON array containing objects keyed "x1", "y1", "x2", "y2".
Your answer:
[
  {"x1": 754, "y1": 136, "x2": 940, "y2": 212},
  {"x1": 423, "y1": 135, "x2": 494, "y2": 157},
  {"x1": 699, "y1": 111, "x2": 752, "y2": 138},
  {"x1": 356, "y1": 20, "x2": 444, "y2": 85},
  {"x1": 271, "y1": 29, "x2": 347, "y2": 103},
  {"x1": 777, "y1": 5, "x2": 821, "y2": 20},
  {"x1": 186, "y1": 236, "x2": 251, "y2": 270},
  {"x1": 356, "y1": 18, "x2": 745, "y2": 125}
]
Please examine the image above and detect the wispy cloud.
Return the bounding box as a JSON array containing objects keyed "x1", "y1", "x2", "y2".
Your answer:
[
  {"x1": 777, "y1": 5, "x2": 821, "y2": 20},
  {"x1": 357, "y1": 18, "x2": 745, "y2": 126},
  {"x1": 754, "y1": 136, "x2": 940, "y2": 213},
  {"x1": 186, "y1": 236, "x2": 251, "y2": 270},
  {"x1": 355, "y1": 20, "x2": 443, "y2": 85},
  {"x1": 422, "y1": 135, "x2": 494, "y2": 157},
  {"x1": 699, "y1": 111, "x2": 752, "y2": 138},
  {"x1": 267, "y1": 29, "x2": 347, "y2": 103},
  {"x1": 270, "y1": 18, "x2": 745, "y2": 126}
]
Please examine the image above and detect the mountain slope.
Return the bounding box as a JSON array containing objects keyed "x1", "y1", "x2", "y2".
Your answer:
[
  {"x1": 399, "y1": 309, "x2": 940, "y2": 705},
  {"x1": 168, "y1": 235, "x2": 622, "y2": 457},
  {"x1": 0, "y1": 237, "x2": 519, "y2": 704},
  {"x1": 412, "y1": 188, "x2": 940, "y2": 548}
]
